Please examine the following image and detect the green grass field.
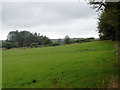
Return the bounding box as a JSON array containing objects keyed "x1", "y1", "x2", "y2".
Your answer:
[{"x1": 2, "y1": 41, "x2": 118, "y2": 88}]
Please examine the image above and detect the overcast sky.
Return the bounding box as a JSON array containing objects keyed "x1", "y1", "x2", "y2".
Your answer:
[{"x1": 0, "y1": 2, "x2": 99, "y2": 40}]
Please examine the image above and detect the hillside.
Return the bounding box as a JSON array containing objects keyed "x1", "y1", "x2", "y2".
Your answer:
[{"x1": 2, "y1": 41, "x2": 118, "y2": 88}]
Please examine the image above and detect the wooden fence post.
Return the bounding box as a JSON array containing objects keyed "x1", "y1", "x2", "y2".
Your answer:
[{"x1": 118, "y1": 41, "x2": 120, "y2": 87}]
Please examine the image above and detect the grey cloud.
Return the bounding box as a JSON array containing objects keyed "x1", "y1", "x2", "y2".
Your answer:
[
  {"x1": 2, "y1": 2, "x2": 97, "y2": 28},
  {"x1": 1, "y1": 2, "x2": 99, "y2": 40}
]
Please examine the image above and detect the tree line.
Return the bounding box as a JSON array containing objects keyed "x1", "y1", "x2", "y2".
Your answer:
[
  {"x1": 64, "y1": 35, "x2": 95, "y2": 44},
  {"x1": 2, "y1": 30, "x2": 53, "y2": 49},
  {"x1": 1, "y1": 30, "x2": 95, "y2": 49}
]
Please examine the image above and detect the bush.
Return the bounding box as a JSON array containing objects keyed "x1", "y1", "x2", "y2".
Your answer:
[
  {"x1": 85, "y1": 37, "x2": 95, "y2": 42},
  {"x1": 6, "y1": 42, "x2": 13, "y2": 49},
  {"x1": 75, "y1": 38, "x2": 95, "y2": 43},
  {"x1": 75, "y1": 39, "x2": 86, "y2": 43},
  {"x1": 30, "y1": 43, "x2": 38, "y2": 48},
  {"x1": 50, "y1": 43, "x2": 60, "y2": 46}
]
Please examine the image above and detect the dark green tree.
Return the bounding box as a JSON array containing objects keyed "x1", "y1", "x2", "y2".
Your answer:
[
  {"x1": 64, "y1": 35, "x2": 71, "y2": 44},
  {"x1": 6, "y1": 30, "x2": 49, "y2": 47},
  {"x1": 90, "y1": 1, "x2": 120, "y2": 41},
  {"x1": 42, "y1": 38, "x2": 52, "y2": 45}
]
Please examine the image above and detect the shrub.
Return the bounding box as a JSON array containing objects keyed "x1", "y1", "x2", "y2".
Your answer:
[
  {"x1": 6, "y1": 42, "x2": 13, "y2": 49},
  {"x1": 30, "y1": 43, "x2": 38, "y2": 48},
  {"x1": 50, "y1": 43, "x2": 60, "y2": 46},
  {"x1": 75, "y1": 39, "x2": 86, "y2": 43}
]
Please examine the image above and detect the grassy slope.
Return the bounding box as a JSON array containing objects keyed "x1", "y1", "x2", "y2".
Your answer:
[{"x1": 2, "y1": 41, "x2": 118, "y2": 88}]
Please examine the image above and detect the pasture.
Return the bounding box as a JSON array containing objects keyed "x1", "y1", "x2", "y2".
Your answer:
[{"x1": 2, "y1": 41, "x2": 118, "y2": 88}]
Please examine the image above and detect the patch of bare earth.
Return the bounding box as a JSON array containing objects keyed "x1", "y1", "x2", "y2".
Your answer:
[{"x1": 107, "y1": 75, "x2": 119, "y2": 88}]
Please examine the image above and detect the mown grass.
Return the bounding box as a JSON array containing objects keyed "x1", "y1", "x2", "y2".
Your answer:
[{"x1": 2, "y1": 41, "x2": 118, "y2": 88}]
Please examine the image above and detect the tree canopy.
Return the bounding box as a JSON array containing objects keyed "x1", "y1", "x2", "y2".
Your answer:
[
  {"x1": 90, "y1": 1, "x2": 120, "y2": 41},
  {"x1": 6, "y1": 30, "x2": 51, "y2": 47},
  {"x1": 64, "y1": 35, "x2": 71, "y2": 44}
]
